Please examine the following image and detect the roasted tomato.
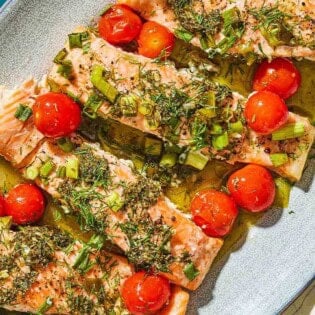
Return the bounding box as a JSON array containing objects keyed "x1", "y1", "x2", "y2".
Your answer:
[
  {"x1": 98, "y1": 4, "x2": 142, "y2": 45},
  {"x1": 190, "y1": 189, "x2": 238, "y2": 238},
  {"x1": 244, "y1": 91, "x2": 289, "y2": 134},
  {"x1": 4, "y1": 183, "x2": 45, "y2": 225},
  {"x1": 0, "y1": 195, "x2": 6, "y2": 217},
  {"x1": 122, "y1": 271, "x2": 171, "y2": 315},
  {"x1": 138, "y1": 21, "x2": 175, "y2": 58},
  {"x1": 227, "y1": 164, "x2": 275, "y2": 213},
  {"x1": 253, "y1": 58, "x2": 301, "y2": 99},
  {"x1": 33, "y1": 92, "x2": 81, "y2": 138}
]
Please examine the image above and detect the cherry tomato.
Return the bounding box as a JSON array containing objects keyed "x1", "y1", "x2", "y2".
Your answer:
[
  {"x1": 190, "y1": 189, "x2": 238, "y2": 238},
  {"x1": 122, "y1": 271, "x2": 171, "y2": 315},
  {"x1": 138, "y1": 21, "x2": 175, "y2": 59},
  {"x1": 244, "y1": 91, "x2": 288, "y2": 134},
  {"x1": 4, "y1": 184, "x2": 45, "y2": 225},
  {"x1": 253, "y1": 58, "x2": 301, "y2": 99},
  {"x1": 33, "y1": 92, "x2": 81, "y2": 138},
  {"x1": 98, "y1": 4, "x2": 142, "y2": 45},
  {"x1": 227, "y1": 164, "x2": 275, "y2": 213},
  {"x1": 0, "y1": 195, "x2": 6, "y2": 217}
]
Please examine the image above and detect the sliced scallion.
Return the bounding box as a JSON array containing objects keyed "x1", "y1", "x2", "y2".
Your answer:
[
  {"x1": 26, "y1": 166, "x2": 39, "y2": 180},
  {"x1": 14, "y1": 104, "x2": 32, "y2": 122},
  {"x1": 66, "y1": 157, "x2": 79, "y2": 179},
  {"x1": 90, "y1": 65, "x2": 119, "y2": 103},
  {"x1": 138, "y1": 100, "x2": 154, "y2": 116},
  {"x1": 159, "y1": 153, "x2": 178, "y2": 168},
  {"x1": 57, "y1": 60, "x2": 73, "y2": 80},
  {"x1": 40, "y1": 160, "x2": 55, "y2": 178},
  {"x1": 68, "y1": 32, "x2": 90, "y2": 49},
  {"x1": 210, "y1": 123, "x2": 223, "y2": 135},
  {"x1": 274, "y1": 177, "x2": 292, "y2": 208},
  {"x1": 271, "y1": 123, "x2": 305, "y2": 141},
  {"x1": 83, "y1": 93, "x2": 103, "y2": 119},
  {"x1": 57, "y1": 137, "x2": 74, "y2": 153},
  {"x1": 174, "y1": 28, "x2": 194, "y2": 43},
  {"x1": 53, "y1": 48, "x2": 68, "y2": 64},
  {"x1": 105, "y1": 192, "x2": 124, "y2": 212},
  {"x1": 56, "y1": 166, "x2": 66, "y2": 178},
  {"x1": 182, "y1": 151, "x2": 209, "y2": 170},
  {"x1": 212, "y1": 131, "x2": 229, "y2": 150},
  {"x1": 230, "y1": 120, "x2": 243, "y2": 133},
  {"x1": 119, "y1": 94, "x2": 139, "y2": 117},
  {"x1": 270, "y1": 153, "x2": 289, "y2": 167}
]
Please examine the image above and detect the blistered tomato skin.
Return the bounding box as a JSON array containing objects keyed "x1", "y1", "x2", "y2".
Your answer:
[
  {"x1": 4, "y1": 184, "x2": 45, "y2": 225},
  {"x1": 0, "y1": 196, "x2": 6, "y2": 217},
  {"x1": 33, "y1": 92, "x2": 82, "y2": 138},
  {"x1": 253, "y1": 58, "x2": 301, "y2": 99},
  {"x1": 98, "y1": 5, "x2": 142, "y2": 45},
  {"x1": 190, "y1": 189, "x2": 239, "y2": 238},
  {"x1": 244, "y1": 91, "x2": 289, "y2": 134},
  {"x1": 122, "y1": 271, "x2": 171, "y2": 315},
  {"x1": 138, "y1": 21, "x2": 175, "y2": 59},
  {"x1": 227, "y1": 164, "x2": 276, "y2": 213}
]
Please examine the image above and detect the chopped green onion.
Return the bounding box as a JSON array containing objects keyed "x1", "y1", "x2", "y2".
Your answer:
[
  {"x1": 14, "y1": 104, "x2": 32, "y2": 122},
  {"x1": 82, "y1": 42, "x2": 91, "y2": 54},
  {"x1": 37, "y1": 297, "x2": 53, "y2": 315},
  {"x1": 53, "y1": 48, "x2": 68, "y2": 64},
  {"x1": 212, "y1": 131, "x2": 229, "y2": 150},
  {"x1": 138, "y1": 100, "x2": 154, "y2": 116},
  {"x1": 222, "y1": 7, "x2": 241, "y2": 29},
  {"x1": 57, "y1": 60, "x2": 73, "y2": 79},
  {"x1": 119, "y1": 94, "x2": 139, "y2": 117},
  {"x1": 274, "y1": 177, "x2": 292, "y2": 208},
  {"x1": 160, "y1": 153, "x2": 178, "y2": 168},
  {"x1": 183, "y1": 262, "x2": 200, "y2": 281},
  {"x1": 68, "y1": 32, "x2": 90, "y2": 49},
  {"x1": 211, "y1": 123, "x2": 223, "y2": 135},
  {"x1": 271, "y1": 123, "x2": 305, "y2": 141},
  {"x1": 144, "y1": 113, "x2": 161, "y2": 131},
  {"x1": 57, "y1": 137, "x2": 74, "y2": 153},
  {"x1": 270, "y1": 153, "x2": 289, "y2": 167},
  {"x1": 182, "y1": 151, "x2": 209, "y2": 170},
  {"x1": 0, "y1": 217, "x2": 12, "y2": 231},
  {"x1": 83, "y1": 93, "x2": 103, "y2": 119},
  {"x1": 230, "y1": 120, "x2": 243, "y2": 133},
  {"x1": 196, "y1": 107, "x2": 216, "y2": 119},
  {"x1": 105, "y1": 192, "x2": 124, "y2": 212},
  {"x1": 144, "y1": 137, "x2": 163, "y2": 157},
  {"x1": 40, "y1": 160, "x2": 55, "y2": 177},
  {"x1": 56, "y1": 166, "x2": 66, "y2": 178},
  {"x1": 90, "y1": 65, "x2": 119, "y2": 103},
  {"x1": 66, "y1": 157, "x2": 79, "y2": 179},
  {"x1": 25, "y1": 166, "x2": 39, "y2": 180},
  {"x1": 174, "y1": 28, "x2": 194, "y2": 42}
]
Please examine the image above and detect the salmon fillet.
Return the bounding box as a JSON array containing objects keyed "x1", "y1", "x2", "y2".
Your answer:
[
  {"x1": 118, "y1": 0, "x2": 315, "y2": 60},
  {"x1": 0, "y1": 80, "x2": 223, "y2": 291},
  {"x1": 0, "y1": 224, "x2": 189, "y2": 315},
  {"x1": 0, "y1": 225, "x2": 133, "y2": 314},
  {"x1": 48, "y1": 30, "x2": 314, "y2": 181}
]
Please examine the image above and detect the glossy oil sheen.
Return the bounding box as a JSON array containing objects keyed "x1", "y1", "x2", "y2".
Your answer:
[{"x1": 0, "y1": 1, "x2": 314, "y2": 314}]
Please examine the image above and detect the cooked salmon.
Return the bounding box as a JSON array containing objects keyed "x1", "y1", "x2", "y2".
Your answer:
[
  {"x1": 118, "y1": 0, "x2": 315, "y2": 60},
  {"x1": 0, "y1": 81, "x2": 223, "y2": 291},
  {"x1": 48, "y1": 31, "x2": 314, "y2": 181},
  {"x1": 0, "y1": 224, "x2": 189, "y2": 315}
]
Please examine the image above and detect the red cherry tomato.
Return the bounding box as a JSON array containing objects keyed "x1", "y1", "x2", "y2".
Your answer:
[
  {"x1": 253, "y1": 58, "x2": 301, "y2": 99},
  {"x1": 98, "y1": 4, "x2": 142, "y2": 45},
  {"x1": 190, "y1": 189, "x2": 238, "y2": 238},
  {"x1": 33, "y1": 92, "x2": 81, "y2": 138},
  {"x1": 138, "y1": 21, "x2": 175, "y2": 59},
  {"x1": 227, "y1": 164, "x2": 275, "y2": 213},
  {"x1": 0, "y1": 195, "x2": 6, "y2": 217},
  {"x1": 4, "y1": 184, "x2": 45, "y2": 225},
  {"x1": 244, "y1": 91, "x2": 288, "y2": 134},
  {"x1": 122, "y1": 271, "x2": 171, "y2": 315}
]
